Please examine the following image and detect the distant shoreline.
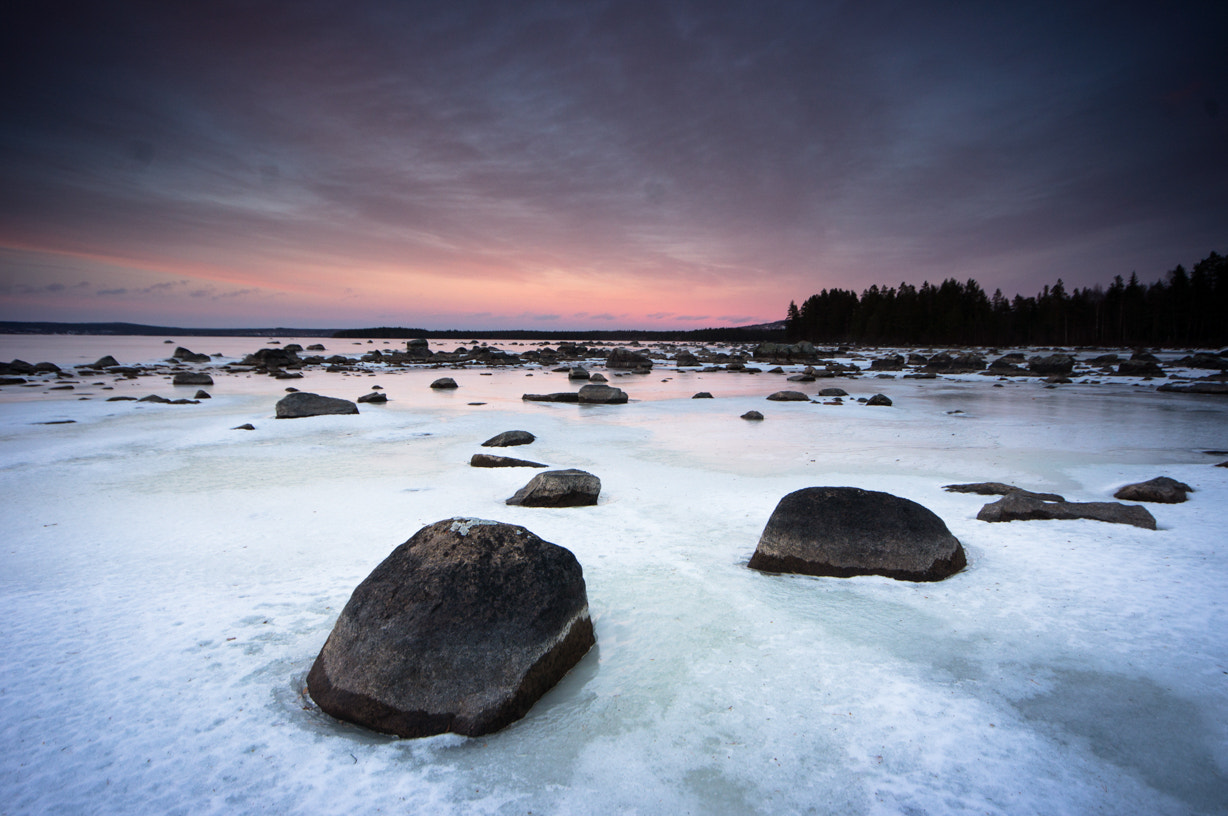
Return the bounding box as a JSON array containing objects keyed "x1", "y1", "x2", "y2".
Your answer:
[{"x1": 0, "y1": 320, "x2": 788, "y2": 343}]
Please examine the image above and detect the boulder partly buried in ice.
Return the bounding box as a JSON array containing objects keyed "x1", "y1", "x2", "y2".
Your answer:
[
  {"x1": 482, "y1": 430, "x2": 536, "y2": 447},
  {"x1": 274, "y1": 392, "x2": 359, "y2": 418},
  {"x1": 1113, "y1": 476, "x2": 1193, "y2": 504},
  {"x1": 976, "y1": 493, "x2": 1156, "y2": 529},
  {"x1": 577, "y1": 383, "x2": 628, "y2": 404},
  {"x1": 507, "y1": 469, "x2": 601, "y2": 507},
  {"x1": 306, "y1": 518, "x2": 595, "y2": 738},
  {"x1": 748, "y1": 487, "x2": 966, "y2": 582}
]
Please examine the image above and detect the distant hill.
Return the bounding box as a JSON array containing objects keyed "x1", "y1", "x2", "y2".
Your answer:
[
  {"x1": 1, "y1": 321, "x2": 786, "y2": 342},
  {"x1": 0, "y1": 321, "x2": 337, "y2": 337}
]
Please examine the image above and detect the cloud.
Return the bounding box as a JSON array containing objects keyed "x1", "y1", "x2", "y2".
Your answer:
[
  {"x1": 645, "y1": 312, "x2": 674, "y2": 320},
  {"x1": 97, "y1": 288, "x2": 128, "y2": 296},
  {"x1": 675, "y1": 314, "x2": 710, "y2": 322}
]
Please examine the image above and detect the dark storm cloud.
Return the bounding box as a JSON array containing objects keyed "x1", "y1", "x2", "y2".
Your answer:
[{"x1": 1, "y1": 0, "x2": 1225, "y2": 310}]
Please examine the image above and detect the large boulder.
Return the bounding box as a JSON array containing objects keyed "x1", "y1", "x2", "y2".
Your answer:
[
  {"x1": 1113, "y1": 476, "x2": 1193, "y2": 504},
  {"x1": 1028, "y1": 354, "x2": 1075, "y2": 376},
  {"x1": 976, "y1": 493, "x2": 1156, "y2": 529},
  {"x1": 173, "y1": 347, "x2": 211, "y2": 363},
  {"x1": 275, "y1": 392, "x2": 359, "y2": 418},
  {"x1": 430, "y1": 377, "x2": 458, "y2": 389},
  {"x1": 172, "y1": 372, "x2": 213, "y2": 386},
  {"x1": 482, "y1": 430, "x2": 536, "y2": 447},
  {"x1": 307, "y1": 518, "x2": 595, "y2": 738},
  {"x1": 606, "y1": 348, "x2": 653, "y2": 370},
  {"x1": 748, "y1": 487, "x2": 966, "y2": 581},
  {"x1": 507, "y1": 469, "x2": 601, "y2": 507},
  {"x1": 577, "y1": 383, "x2": 628, "y2": 404}
]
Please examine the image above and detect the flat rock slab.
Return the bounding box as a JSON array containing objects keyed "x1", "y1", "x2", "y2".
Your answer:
[
  {"x1": 275, "y1": 392, "x2": 359, "y2": 418},
  {"x1": 1113, "y1": 476, "x2": 1193, "y2": 504},
  {"x1": 944, "y1": 482, "x2": 1066, "y2": 502},
  {"x1": 471, "y1": 453, "x2": 547, "y2": 468},
  {"x1": 977, "y1": 493, "x2": 1156, "y2": 529},
  {"x1": 748, "y1": 487, "x2": 966, "y2": 582},
  {"x1": 482, "y1": 430, "x2": 536, "y2": 447},
  {"x1": 307, "y1": 518, "x2": 595, "y2": 738},
  {"x1": 172, "y1": 372, "x2": 214, "y2": 385},
  {"x1": 507, "y1": 469, "x2": 601, "y2": 507},
  {"x1": 523, "y1": 392, "x2": 580, "y2": 403}
]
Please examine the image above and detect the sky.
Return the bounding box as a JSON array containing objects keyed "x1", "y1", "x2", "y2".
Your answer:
[{"x1": 0, "y1": 1, "x2": 1225, "y2": 331}]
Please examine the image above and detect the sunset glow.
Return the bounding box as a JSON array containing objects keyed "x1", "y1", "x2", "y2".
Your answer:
[{"x1": 1, "y1": 2, "x2": 1224, "y2": 329}]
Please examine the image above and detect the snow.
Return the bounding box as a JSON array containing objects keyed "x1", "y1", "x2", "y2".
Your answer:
[{"x1": 1, "y1": 338, "x2": 1226, "y2": 815}]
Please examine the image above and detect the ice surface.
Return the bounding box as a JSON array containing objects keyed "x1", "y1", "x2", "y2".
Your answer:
[{"x1": 1, "y1": 338, "x2": 1226, "y2": 815}]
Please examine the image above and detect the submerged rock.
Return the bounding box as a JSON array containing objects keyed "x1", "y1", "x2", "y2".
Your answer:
[
  {"x1": 748, "y1": 487, "x2": 966, "y2": 582},
  {"x1": 507, "y1": 469, "x2": 601, "y2": 507},
  {"x1": 522, "y1": 392, "x2": 581, "y2": 403},
  {"x1": 482, "y1": 430, "x2": 536, "y2": 447},
  {"x1": 307, "y1": 518, "x2": 595, "y2": 738},
  {"x1": 275, "y1": 392, "x2": 359, "y2": 418},
  {"x1": 976, "y1": 493, "x2": 1156, "y2": 529},
  {"x1": 1113, "y1": 476, "x2": 1193, "y2": 504}
]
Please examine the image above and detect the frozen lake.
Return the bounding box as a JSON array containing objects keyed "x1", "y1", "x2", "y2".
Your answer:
[{"x1": 1, "y1": 336, "x2": 1226, "y2": 814}]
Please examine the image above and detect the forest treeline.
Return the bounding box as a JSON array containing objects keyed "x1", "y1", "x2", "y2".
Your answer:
[{"x1": 785, "y1": 250, "x2": 1228, "y2": 348}]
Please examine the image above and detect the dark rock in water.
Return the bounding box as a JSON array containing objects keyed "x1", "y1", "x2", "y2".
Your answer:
[
  {"x1": 405, "y1": 338, "x2": 433, "y2": 360},
  {"x1": 357, "y1": 391, "x2": 388, "y2": 404},
  {"x1": 194, "y1": 390, "x2": 211, "y2": 399},
  {"x1": 471, "y1": 453, "x2": 548, "y2": 468},
  {"x1": 0, "y1": 377, "x2": 27, "y2": 386},
  {"x1": 675, "y1": 351, "x2": 700, "y2": 367},
  {"x1": 172, "y1": 372, "x2": 213, "y2": 386},
  {"x1": 976, "y1": 493, "x2": 1156, "y2": 529},
  {"x1": 306, "y1": 518, "x2": 595, "y2": 738},
  {"x1": 307, "y1": 344, "x2": 326, "y2": 351},
  {"x1": 139, "y1": 394, "x2": 171, "y2": 403},
  {"x1": 106, "y1": 396, "x2": 137, "y2": 401},
  {"x1": 523, "y1": 392, "x2": 581, "y2": 403},
  {"x1": 507, "y1": 469, "x2": 601, "y2": 507},
  {"x1": 943, "y1": 482, "x2": 1065, "y2": 502},
  {"x1": 430, "y1": 377, "x2": 458, "y2": 389},
  {"x1": 568, "y1": 366, "x2": 591, "y2": 380},
  {"x1": 1, "y1": 359, "x2": 36, "y2": 375},
  {"x1": 273, "y1": 371, "x2": 303, "y2": 380},
  {"x1": 1113, "y1": 476, "x2": 1193, "y2": 504},
  {"x1": 232, "y1": 423, "x2": 256, "y2": 430},
  {"x1": 818, "y1": 387, "x2": 848, "y2": 397},
  {"x1": 692, "y1": 392, "x2": 714, "y2": 399},
  {"x1": 589, "y1": 372, "x2": 608, "y2": 383},
  {"x1": 748, "y1": 487, "x2": 966, "y2": 582},
  {"x1": 606, "y1": 348, "x2": 653, "y2": 370},
  {"x1": 172, "y1": 347, "x2": 211, "y2": 363},
  {"x1": 482, "y1": 430, "x2": 536, "y2": 447},
  {"x1": 1028, "y1": 354, "x2": 1074, "y2": 375},
  {"x1": 869, "y1": 354, "x2": 905, "y2": 370},
  {"x1": 240, "y1": 348, "x2": 300, "y2": 369},
  {"x1": 91, "y1": 355, "x2": 120, "y2": 368},
  {"x1": 1116, "y1": 358, "x2": 1164, "y2": 377},
  {"x1": 577, "y1": 383, "x2": 628, "y2": 404},
  {"x1": 741, "y1": 410, "x2": 764, "y2": 420},
  {"x1": 1157, "y1": 382, "x2": 1228, "y2": 395},
  {"x1": 787, "y1": 373, "x2": 816, "y2": 382},
  {"x1": 766, "y1": 390, "x2": 809, "y2": 402},
  {"x1": 275, "y1": 392, "x2": 359, "y2": 418},
  {"x1": 865, "y1": 393, "x2": 893, "y2": 406}
]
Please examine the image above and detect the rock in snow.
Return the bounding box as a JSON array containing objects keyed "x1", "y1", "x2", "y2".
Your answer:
[
  {"x1": 1113, "y1": 476, "x2": 1194, "y2": 504},
  {"x1": 482, "y1": 430, "x2": 536, "y2": 447},
  {"x1": 507, "y1": 469, "x2": 601, "y2": 507},
  {"x1": 307, "y1": 518, "x2": 595, "y2": 738},
  {"x1": 274, "y1": 392, "x2": 359, "y2": 418},
  {"x1": 748, "y1": 486, "x2": 966, "y2": 582},
  {"x1": 976, "y1": 493, "x2": 1156, "y2": 529}
]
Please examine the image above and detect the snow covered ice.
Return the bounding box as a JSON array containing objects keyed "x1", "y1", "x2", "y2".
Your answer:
[{"x1": 1, "y1": 338, "x2": 1226, "y2": 815}]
